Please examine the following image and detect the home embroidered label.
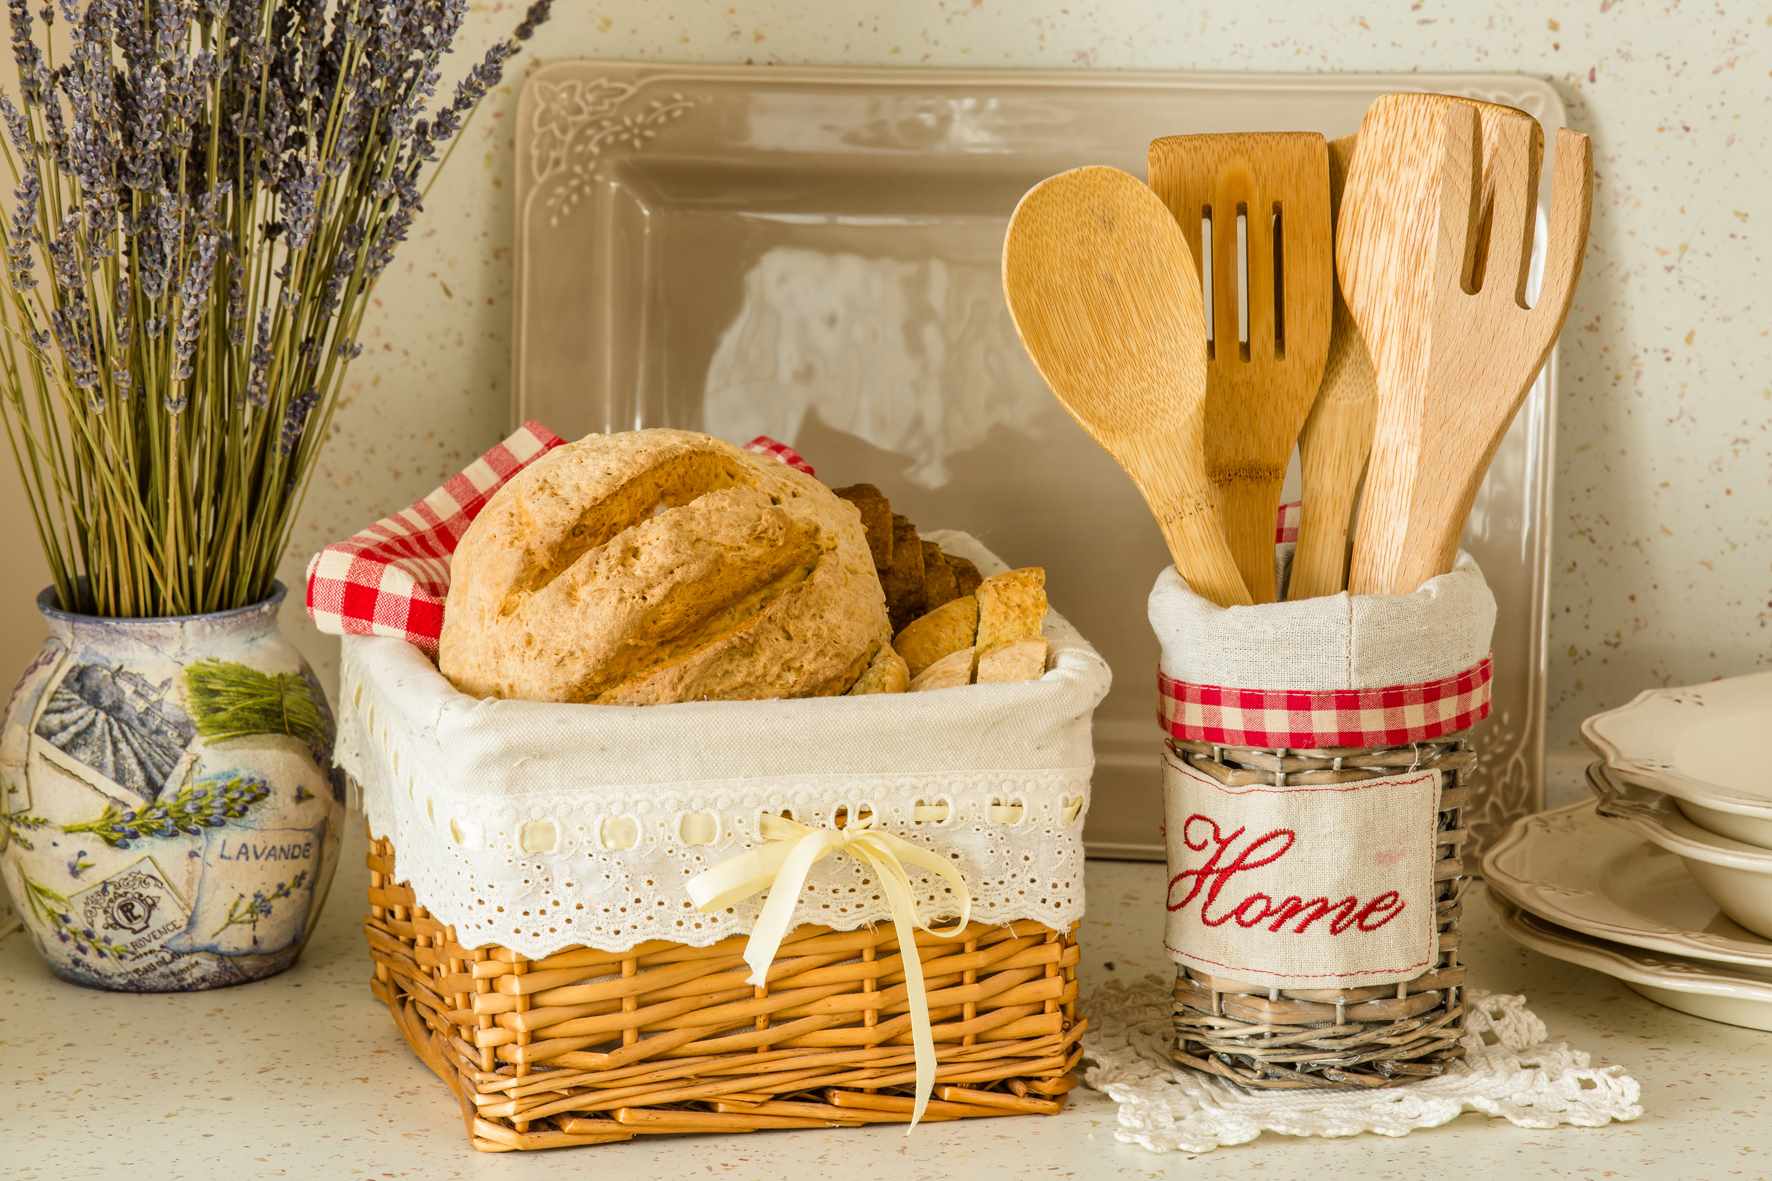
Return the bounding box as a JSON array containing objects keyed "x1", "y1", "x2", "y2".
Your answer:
[{"x1": 1163, "y1": 750, "x2": 1438, "y2": 989}]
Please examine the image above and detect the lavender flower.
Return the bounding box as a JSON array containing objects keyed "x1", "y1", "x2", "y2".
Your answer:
[
  {"x1": 112, "y1": 267, "x2": 131, "y2": 351},
  {"x1": 278, "y1": 386, "x2": 316, "y2": 454},
  {"x1": 226, "y1": 266, "x2": 245, "y2": 346},
  {"x1": 64, "y1": 773, "x2": 272, "y2": 847},
  {"x1": 171, "y1": 229, "x2": 220, "y2": 381},
  {"x1": 7, "y1": 161, "x2": 39, "y2": 290},
  {"x1": 515, "y1": 1, "x2": 552, "y2": 41},
  {"x1": 321, "y1": 221, "x2": 362, "y2": 313},
  {"x1": 50, "y1": 301, "x2": 97, "y2": 391},
  {"x1": 0, "y1": 91, "x2": 27, "y2": 152},
  {"x1": 278, "y1": 161, "x2": 319, "y2": 249},
  {"x1": 6, "y1": 1, "x2": 42, "y2": 104},
  {"x1": 244, "y1": 309, "x2": 271, "y2": 406}
]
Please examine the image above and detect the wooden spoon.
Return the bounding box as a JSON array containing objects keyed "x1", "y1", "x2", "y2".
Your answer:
[
  {"x1": 1338, "y1": 94, "x2": 1591, "y2": 595},
  {"x1": 1002, "y1": 165, "x2": 1251, "y2": 608},
  {"x1": 1148, "y1": 133, "x2": 1333, "y2": 603},
  {"x1": 1288, "y1": 134, "x2": 1377, "y2": 600}
]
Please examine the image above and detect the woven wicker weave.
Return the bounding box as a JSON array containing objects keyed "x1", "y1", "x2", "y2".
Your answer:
[
  {"x1": 365, "y1": 837, "x2": 1083, "y2": 1150},
  {"x1": 1167, "y1": 737, "x2": 1474, "y2": 1090}
]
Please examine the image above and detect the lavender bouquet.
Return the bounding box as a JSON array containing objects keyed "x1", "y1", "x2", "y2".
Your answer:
[{"x1": 0, "y1": 0, "x2": 549, "y2": 617}]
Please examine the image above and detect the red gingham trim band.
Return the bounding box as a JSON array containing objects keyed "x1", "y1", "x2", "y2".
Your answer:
[
  {"x1": 305, "y1": 428, "x2": 813, "y2": 654},
  {"x1": 1156, "y1": 657, "x2": 1493, "y2": 749}
]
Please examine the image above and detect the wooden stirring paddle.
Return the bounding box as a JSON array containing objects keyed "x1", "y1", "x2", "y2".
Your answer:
[
  {"x1": 1338, "y1": 94, "x2": 1591, "y2": 595},
  {"x1": 1002, "y1": 165, "x2": 1251, "y2": 608},
  {"x1": 1289, "y1": 134, "x2": 1377, "y2": 601},
  {"x1": 1148, "y1": 133, "x2": 1333, "y2": 603}
]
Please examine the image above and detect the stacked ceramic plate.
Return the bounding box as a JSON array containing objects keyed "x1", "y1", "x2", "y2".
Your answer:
[{"x1": 1484, "y1": 670, "x2": 1772, "y2": 1031}]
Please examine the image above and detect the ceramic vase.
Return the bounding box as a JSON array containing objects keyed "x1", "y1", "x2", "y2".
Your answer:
[{"x1": 0, "y1": 584, "x2": 342, "y2": 991}]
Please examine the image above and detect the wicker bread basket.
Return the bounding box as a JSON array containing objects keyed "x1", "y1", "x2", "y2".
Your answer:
[
  {"x1": 1166, "y1": 736, "x2": 1473, "y2": 1089},
  {"x1": 364, "y1": 835, "x2": 1082, "y2": 1150},
  {"x1": 341, "y1": 531, "x2": 1109, "y2": 1150}
]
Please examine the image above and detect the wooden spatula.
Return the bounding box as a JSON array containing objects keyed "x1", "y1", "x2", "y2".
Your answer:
[
  {"x1": 1148, "y1": 133, "x2": 1333, "y2": 603},
  {"x1": 1338, "y1": 94, "x2": 1591, "y2": 595},
  {"x1": 1002, "y1": 165, "x2": 1252, "y2": 608},
  {"x1": 1288, "y1": 134, "x2": 1377, "y2": 601}
]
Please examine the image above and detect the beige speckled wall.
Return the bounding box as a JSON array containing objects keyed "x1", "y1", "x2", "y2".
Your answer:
[{"x1": 0, "y1": 1, "x2": 1766, "y2": 761}]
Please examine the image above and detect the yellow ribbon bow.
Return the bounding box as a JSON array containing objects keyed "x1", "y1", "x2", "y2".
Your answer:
[{"x1": 684, "y1": 811, "x2": 973, "y2": 1128}]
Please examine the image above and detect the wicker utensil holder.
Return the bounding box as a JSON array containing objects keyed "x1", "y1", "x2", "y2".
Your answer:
[
  {"x1": 365, "y1": 836, "x2": 1084, "y2": 1151},
  {"x1": 1167, "y1": 735, "x2": 1474, "y2": 1090}
]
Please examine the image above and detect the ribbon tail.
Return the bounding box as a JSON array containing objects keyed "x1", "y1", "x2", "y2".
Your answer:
[
  {"x1": 869, "y1": 850, "x2": 937, "y2": 1130},
  {"x1": 874, "y1": 834, "x2": 974, "y2": 935},
  {"x1": 742, "y1": 831, "x2": 835, "y2": 987}
]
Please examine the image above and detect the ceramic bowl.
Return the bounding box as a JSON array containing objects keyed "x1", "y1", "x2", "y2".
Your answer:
[
  {"x1": 1581, "y1": 671, "x2": 1772, "y2": 848},
  {"x1": 1588, "y1": 763, "x2": 1772, "y2": 941}
]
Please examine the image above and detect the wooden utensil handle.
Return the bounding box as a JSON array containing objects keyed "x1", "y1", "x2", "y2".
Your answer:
[
  {"x1": 1153, "y1": 489, "x2": 1255, "y2": 608},
  {"x1": 1290, "y1": 458, "x2": 1361, "y2": 600},
  {"x1": 1214, "y1": 477, "x2": 1283, "y2": 603}
]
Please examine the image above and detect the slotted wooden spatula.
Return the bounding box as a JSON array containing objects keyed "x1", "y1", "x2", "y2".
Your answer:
[
  {"x1": 1338, "y1": 94, "x2": 1591, "y2": 595},
  {"x1": 1002, "y1": 165, "x2": 1251, "y2": 608},
  {"x1": 1289, "y1": 134, "x2": 1377, "y2": 601},
  {"x1": 1148, "y1": 133, "x2": 1333, "y2": 603}
]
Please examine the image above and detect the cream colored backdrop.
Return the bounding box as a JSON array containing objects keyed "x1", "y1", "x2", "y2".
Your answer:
[{"x1": 0, "y1": 2, "x2": 1766, "y2": 761}]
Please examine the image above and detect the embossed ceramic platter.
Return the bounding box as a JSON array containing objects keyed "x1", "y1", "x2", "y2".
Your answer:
[
  {"x1": 1581, "y1": 670, "x2": 1772, "y2": 847},
  {"x1": 512, "y1": 64, "x2": 1562, "y2": 858},
  {"x1": 1484, "y1": 801, "x2": 1772, "y2": 968},
  {"x1": 1492, "y1": 895, "x2": 1772, "y2": 1032}
]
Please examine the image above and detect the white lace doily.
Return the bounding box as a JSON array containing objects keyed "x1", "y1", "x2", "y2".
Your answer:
[
  {"x1": 337, "y1": 531, "x2": 1112, "y2": 959},
  {"x1": 1082, "y1": 975, "x2": 1642, "y2": 1153}
]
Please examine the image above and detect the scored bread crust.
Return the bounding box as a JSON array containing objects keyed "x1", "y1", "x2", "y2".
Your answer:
[{"x1": 439, "y1": 429, "x2": 889, "y2": 704}]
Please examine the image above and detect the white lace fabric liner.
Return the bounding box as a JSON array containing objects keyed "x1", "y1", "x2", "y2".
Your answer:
[
  {"x1": 336, "y1": 530, "x2": 1112, "y2": 960},
  {"x1": 1082, "y1": 976, "x2": 1642, "y2": 1153}
]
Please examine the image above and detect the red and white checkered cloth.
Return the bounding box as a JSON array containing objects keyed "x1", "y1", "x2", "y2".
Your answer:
[
  {"x1": 1157, "y1": 657, "x2": 1492, "y2": 749},
  {"x1": 304, "y1": 427, "x2": 813, "y2": 655},
  {"x1": 1275, "y1": 501, "x2": 1300, "y2": 545}
]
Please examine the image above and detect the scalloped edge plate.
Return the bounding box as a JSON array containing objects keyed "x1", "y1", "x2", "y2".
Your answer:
[
  {"x1": 1492, "y1": 894, "x2": 1772, "y2": 1032},
  {"x1": 1581, "y1": 671, "x2": 1772, "y2": 833},
  {"x1": 1483, "y1": 800, "x2": 1772, "y2": 967}
]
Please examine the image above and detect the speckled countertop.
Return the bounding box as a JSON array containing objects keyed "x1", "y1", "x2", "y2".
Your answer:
[{"x1": 3, "y1": 827, "x2": 1770, "y2": 1180}]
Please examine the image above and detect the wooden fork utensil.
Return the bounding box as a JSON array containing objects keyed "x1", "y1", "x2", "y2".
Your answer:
[
  {"x1": 1148, "y1": 132, "x2": 1333, "y2": 603},
  {"x1": 1337, "y1": 94, "x2": 1592, "y2": 595}
]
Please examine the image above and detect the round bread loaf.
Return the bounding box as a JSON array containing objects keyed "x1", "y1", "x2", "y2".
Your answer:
[{"x1": 439, "y1": 429, "x2": 891, "y2": 704}]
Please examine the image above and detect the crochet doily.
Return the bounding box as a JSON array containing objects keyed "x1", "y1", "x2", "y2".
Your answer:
[{"x1": 1081, "y1": 975, "x2": 1642, "y2": 1153}]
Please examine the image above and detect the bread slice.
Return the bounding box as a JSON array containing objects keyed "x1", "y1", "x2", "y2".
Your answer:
[
  {"x1": 881, "y1": 513, "x2": 927, "y2": 631},
  {"x1": 847, "y1": 641, "x2": 909, "y2": 695},
  {"x1": 833, "y1": 483, "x2": 893, "y2": 569},
  {"x1": 909, "y1": 646, "x2": 976, "y2": 692},
  {"x1": 976, "y1": 638, "x2": 1048, "y2": 684},
  {"x1": 892, "y1": 595, "x2": 978, "y2": 679},
  {"x1": 975, "y1": 567, "x2": 1047, "y2": 651},
  {"x1": 945, "y1": 552, "x2": 984, "y2": 597},
  {"x1": 919, "y1": 541, "x2": 960, "y2": 610}
]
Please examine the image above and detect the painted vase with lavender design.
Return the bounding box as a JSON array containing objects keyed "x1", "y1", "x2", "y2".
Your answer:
[{"x1": 0, "y1": 584, "x2": 343, "y2": 991}]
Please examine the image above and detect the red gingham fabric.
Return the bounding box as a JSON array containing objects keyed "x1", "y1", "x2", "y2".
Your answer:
[
  {"x1": 743, "y1": 435, "x2": 814, "y2": 477},
  {"x1": 1275, "y1": 501, "x2": 1300, "y2": 544},
  {"x1": 305, "y1": 427, "x2": 809, "y2": 655},
  {"x1": 1157, "y1": 657, "x2": 1493, "y2": 749}
]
